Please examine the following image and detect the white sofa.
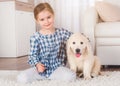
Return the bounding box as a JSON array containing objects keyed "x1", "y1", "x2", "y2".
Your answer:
[{"x1": 83, "y1": 0, "x2": 120, "y2": 65}]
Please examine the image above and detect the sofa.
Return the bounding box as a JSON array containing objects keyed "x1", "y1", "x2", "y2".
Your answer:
[{"x1": 83, "y1": 0, "x2": 120, "y2": 65}]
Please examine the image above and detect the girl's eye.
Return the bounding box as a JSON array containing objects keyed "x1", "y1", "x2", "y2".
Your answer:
[
  {"x1": 40, "y1": 18, "x2": 44, "y2": 21},
  {"x1": 73, "y1": 42, "x2": 75, "y2": 44},
  {"x1": 80, "y1": 42, "x2": 83, "y2": 44},
  {"x1": 47, "y1": 16, "x2": 51, "y2": 19}
]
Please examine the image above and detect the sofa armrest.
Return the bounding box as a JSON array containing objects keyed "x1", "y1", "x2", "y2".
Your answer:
[{"x1": 82, "y1": 7, "x2": 99, "y2": 54}]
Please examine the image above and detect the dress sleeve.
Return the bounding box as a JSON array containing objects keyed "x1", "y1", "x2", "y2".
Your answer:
[
  {"x1": 62, "y1": 28, "x2": 73, "y2": 41},
  {"x1": 28, "y1": 36, "x2": 40, "y2": 67}
]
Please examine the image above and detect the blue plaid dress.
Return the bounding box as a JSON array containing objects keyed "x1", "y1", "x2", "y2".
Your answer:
[{"x1": 28, "y1": 28, "x2": 72, "y2": 78}]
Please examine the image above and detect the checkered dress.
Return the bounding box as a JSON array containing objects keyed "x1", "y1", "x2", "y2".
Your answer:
[{"x1": 28, "y1": 28, "x2": 72, "y2": 78}]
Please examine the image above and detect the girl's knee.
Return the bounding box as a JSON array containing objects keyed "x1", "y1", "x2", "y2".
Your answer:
[
  {"x1": 63, "y1": 71, "x2": 76, "y2": 81},
  {"x1": 61, "y1": 66, "x2": 76, "y2": 81},
  {"x1": 68, "y1": 72, "x2": 76, "y2": 81},
  {"x1": 49, "y1": 66, "x2": 76, "y2": 81}
]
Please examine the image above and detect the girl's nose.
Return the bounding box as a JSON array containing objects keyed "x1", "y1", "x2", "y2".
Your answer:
[{"x1": 44, "y1": 19, "x2": 49, "y2": 24}]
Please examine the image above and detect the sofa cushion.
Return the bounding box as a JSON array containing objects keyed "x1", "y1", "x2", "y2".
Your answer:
[
  {"x1": 96, "y1": 38, "x2": 120, "y2": 45},
  {"x1": 95, "y1": 22, "x2": 120, "y2": 37},
  {"x1": 95, "y1": 1, "x2": 120, "y2": 22}
]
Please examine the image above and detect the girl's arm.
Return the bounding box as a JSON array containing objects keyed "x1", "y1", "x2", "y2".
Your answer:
[{"x1": 28, "y1": 36, "x2": 40, "y2": 67}]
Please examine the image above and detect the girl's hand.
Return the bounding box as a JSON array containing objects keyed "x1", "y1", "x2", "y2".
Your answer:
[{"x1": 36, "y1": 63, "x2": 46, "y2": 73}]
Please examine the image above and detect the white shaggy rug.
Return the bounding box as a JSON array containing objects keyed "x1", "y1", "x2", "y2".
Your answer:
[{"x1": 0, "y1": 70, "x2": 120, "y2": 86}]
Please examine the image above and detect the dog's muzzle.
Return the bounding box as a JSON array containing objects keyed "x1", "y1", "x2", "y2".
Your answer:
[{"x1": 75, "y1": 48, "x2": 81, "y2": 58}]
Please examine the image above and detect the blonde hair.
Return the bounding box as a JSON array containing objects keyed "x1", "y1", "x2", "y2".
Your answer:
[{"x1": 34, "y1": 3, "x2": 54, "y2": 20}]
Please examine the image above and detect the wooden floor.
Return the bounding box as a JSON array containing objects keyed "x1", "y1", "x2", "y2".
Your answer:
[
  {"x1": 0, "y1": 56, "x2": 120, "y2": 71},
  {"x1": 0, "y1": 56, "x2": 30, "y2": 70}
]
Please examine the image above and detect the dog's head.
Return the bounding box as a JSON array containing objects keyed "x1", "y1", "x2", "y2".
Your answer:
[{"x1": 67, "y1": 33, "x2": 92, "y2": 58}]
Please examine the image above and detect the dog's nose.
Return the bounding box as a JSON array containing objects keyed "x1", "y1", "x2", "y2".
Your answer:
[{"x1": 76, "y1": 49, "x2": 80, "y2": 53}]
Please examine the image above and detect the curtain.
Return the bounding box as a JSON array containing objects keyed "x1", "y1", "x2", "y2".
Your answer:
[{"x1": 35, "y1": 0, "x2": 96, "y2": 33}]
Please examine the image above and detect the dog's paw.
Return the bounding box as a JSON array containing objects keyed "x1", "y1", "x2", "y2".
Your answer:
[
  {"x1": 84, "y1": 76, "x2": 91, "y2": 80},
  {"x1": 91, "y1": 73, "x2": 98, "y2": 78}
]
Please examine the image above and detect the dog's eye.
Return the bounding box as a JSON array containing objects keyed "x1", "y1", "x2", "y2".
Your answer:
[
  {"x1": 73, "y1": 42, "x2": 75, "y2": 44},
  {"x1": 80, "y1": 42, "x2": 83, "y2": 44}
]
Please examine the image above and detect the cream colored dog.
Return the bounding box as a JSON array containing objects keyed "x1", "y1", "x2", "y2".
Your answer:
[{"x1": 67, "y1": 33, "x2": 101, "y2": 79}]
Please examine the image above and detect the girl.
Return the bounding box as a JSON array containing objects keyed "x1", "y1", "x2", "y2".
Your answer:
[{"x1": 17, "y1": 2, "x2": 76, "y2": 83}]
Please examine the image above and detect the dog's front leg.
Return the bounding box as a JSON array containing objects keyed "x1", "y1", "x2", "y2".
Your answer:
[
  {"x1": 68, "y1": 58, "x2": 77, "y2": 72},
  {"x1": 83, "y1": 60, "x2": 93, "y2": 80}
]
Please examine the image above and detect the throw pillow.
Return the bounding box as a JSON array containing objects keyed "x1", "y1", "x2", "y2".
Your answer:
[{"x1": 95, "y1": 1, "x2": 120, "y2": 22}]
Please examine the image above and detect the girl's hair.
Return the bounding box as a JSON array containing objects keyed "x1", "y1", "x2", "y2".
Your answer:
[{"x1": 34, "y1": 3, "x2": 54, "y2": 20}]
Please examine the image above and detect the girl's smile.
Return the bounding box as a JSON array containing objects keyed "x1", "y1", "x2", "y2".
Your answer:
[{"x1": 37, "y1": 10, "x2": 54, "y2": 31}]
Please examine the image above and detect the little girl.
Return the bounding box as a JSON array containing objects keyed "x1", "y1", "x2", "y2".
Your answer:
[{"x1": 17, "y1": 2, "x2": 76, "y2": 83}]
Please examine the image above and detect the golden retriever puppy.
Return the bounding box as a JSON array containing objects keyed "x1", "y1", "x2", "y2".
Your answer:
[{"x1": 67, "y1": 33, "x2": 101, "y2": 79}]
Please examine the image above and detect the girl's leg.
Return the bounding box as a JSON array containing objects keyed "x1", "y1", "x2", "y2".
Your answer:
[
  {"x1": 49, "y1": 66, "x2": 76, "y2": 81},
  {"x1": 17, "y1": 67, "x2": 45, "y2": 83}
]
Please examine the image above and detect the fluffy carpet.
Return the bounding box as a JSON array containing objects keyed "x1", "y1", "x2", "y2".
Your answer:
[{"x1": 0, "y1": 70, "x2": 120, "y2": 86}]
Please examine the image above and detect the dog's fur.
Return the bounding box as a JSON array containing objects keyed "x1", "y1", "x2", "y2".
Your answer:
[{"x1": 67, "y1": 33, "x2": 101, "y2": 79}]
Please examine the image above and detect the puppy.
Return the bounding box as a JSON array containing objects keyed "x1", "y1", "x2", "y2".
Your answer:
[{"x1": 67, "y1": 33, "x2": 101, "y2": 79}]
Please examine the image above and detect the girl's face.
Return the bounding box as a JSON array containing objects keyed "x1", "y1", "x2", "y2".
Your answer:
[{"x1": 36, "y1": 10, "x2": 54, "y2": 30}]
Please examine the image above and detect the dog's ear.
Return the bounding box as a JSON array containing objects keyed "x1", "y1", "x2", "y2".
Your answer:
[
  {"x1": 83, "y1": 41, "x2": 93, "y2": 55},
  {"x1": 81, "y1": 33, "x2": 90, "y2": 42},
  {"x1": 66, "y1": 39, "x2": 72, "y2": 55},
  {"x1": 81, "y1": 34, "x2": 92, "y2": 55},
  {"x1": 86, "y1": 42, "x2": 93, "y2": 54}
]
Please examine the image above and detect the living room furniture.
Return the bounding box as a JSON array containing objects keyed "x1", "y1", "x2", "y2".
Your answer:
[
  {"x1": 83, "y1": 0, "x2": 120, "y2": 65},
  {"x1": 0, "y1": 0, "x2": 35, "y2": 57}
]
